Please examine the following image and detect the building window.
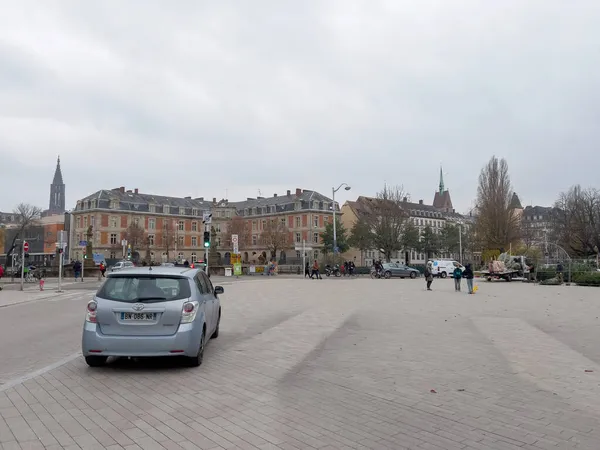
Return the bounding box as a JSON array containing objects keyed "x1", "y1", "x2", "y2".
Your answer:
[
  {"x1": 314, "y1": 250, "x2": 319, "y2": 260},
  {"x1": 178, "y1": 252, "x2": 184, "y2": 262},
  {"x1": 110, "y1": 200, "x2": 118, "y2": 209},
  {"x1": 148, "y1": 218, "x2": 155, "y2": 230},
  {"x1": 76, "y1": 217, "x2": 81, "y2": 228},
  {"x1": 252, "y1": 235, "x2": 257, "y2": 245},
  {"x1": 191, "y1": 221, "x2": 198, "y2": 231},
  {"x1": 150, "y1": 251, "x2": 155, "y2": 261},
  {"x1": 192, "y1": 208, "x2": 198, "y2": 216},
  {"x1": 110, "y1": 233, "x2": 117, "y2": 245},
  {"x1": 323, "y1": 216, "x2": 329, "y2": 224},
  {"x1": 191, "y1": 236, "x2": 197, "y2": 247},
  {"x1": 91, "y1": 200, "x2": 96, "y2": 209},
  {"x1": 134, "y1": 217, "x2": 139, "y2": 226},
  {"x1": 217, "y1": 237, "x2": 221, "y2": 246},
  {"x1": 148, "y1": 234, "x2": 155, "y2": 245},
  {"x1": 191, "y1": 253, "x2": 197, "y2": 263},
  {"x1": 270, "y1": 206, "x2": 276, "y2": 213},
  {"x1": 294, "y1": 202, "x2": 300, "y2": 211},
  {"x1": 280, "y1": 218, "x2": 286, "y2": 226},
  {"x1": 178, "y1": 235, "x2": 184, "y2": 246},
  {"x1": 226, "y1": 210, "x2": 231, "y2": 218},
  {"x1": 295, "y1": 232, "x2": 301, "y2": 243},
  {"x1": 295, "y1": 217, "x2": 301, "y2": 228},
  {"x1": 252, "y1": 207, "x2": 257, "y2": 215},
  {"x1": 149, "y1": 205, "x2": 155, "y2": 213},
  {"x1": 261, "y1": 220, "x2": 266, "y2": 230},
  {"x1": 296, "y1": 250, "x2": 301, "y2": 259},
  {"x1": 214, "y1": 223, "x2": 221, "y2": 232},
  {"x1": 313, "y1": 216, "x2": 319, "y2": 227},
  {"x1": 110, "y1": 251, "x2": 116, "y2": 259},
  {"x1": 110, "y1": 216, "x2": 117, "y2": 228},
  {"x1": 164, "y1": 205, "x2": 170, "y2": 214},
  {"x1": 179, "y1": 207, "x2": 185, "y2": 215},
  {"x1": 83, "y1": 217, "x2": 88, "y2": 227},
  {"x1": 252, "y1": 221, "x2": 257, "y2": 231},
  {"x1": 313, "y1": 232, "x2": 319, "y2": 244},
  {"x1": 178, "y1": 220, "x2": 184, "y2": 231}
]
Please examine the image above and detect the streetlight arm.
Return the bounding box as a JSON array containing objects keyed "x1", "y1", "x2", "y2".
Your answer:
[{"x1": 333, "y1": 182, "x2": 349, "y2": 193}]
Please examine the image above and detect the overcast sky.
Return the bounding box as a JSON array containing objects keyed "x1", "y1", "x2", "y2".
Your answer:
[{"x1": 1, "y1": 0, "x2": 598, "y2": 214}]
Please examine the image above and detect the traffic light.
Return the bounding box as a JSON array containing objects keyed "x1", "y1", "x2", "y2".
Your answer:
[{"x1": 203, "y1": 231, "x2": 210, "y2": 248}]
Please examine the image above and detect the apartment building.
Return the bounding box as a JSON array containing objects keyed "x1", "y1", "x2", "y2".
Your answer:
[
  {"x1": 521, "y1": 205, "x2": 556, "y2": 244},
  {"x1": 71, "y1": 187, "x2": 236, "y2": 264},
  {"x1": 230, "y1": 188, "x2": 335, "y2": 264}
]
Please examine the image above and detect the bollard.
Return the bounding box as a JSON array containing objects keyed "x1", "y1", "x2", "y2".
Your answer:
[{"x1": 39, "y1": 279, "x2": 45, "y2": 291}]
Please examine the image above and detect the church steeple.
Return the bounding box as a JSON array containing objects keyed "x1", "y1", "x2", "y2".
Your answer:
[
  {"x1": 48, "y1": 155, "x2": 65, "y2": 214},
  {"x1": 439, "y1": 165, "x2": 445, "y2": 194}
]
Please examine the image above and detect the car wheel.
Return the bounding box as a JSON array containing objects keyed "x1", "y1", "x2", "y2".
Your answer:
[
  {"x1": 384, "y1": 271, "x2": 391, "y2": 279},
  {"x1": 211, "y1": 311, "x2": 220, "y2": 339},
  {"x1": 410, "y1": 271, "x2": 416, "y2": 279},
  {"x1": 440, "y1": 272, "x2": 447, "y2": 279},
  {"x1": 85, "y1": 355, "x2": 107, "y2": 367},
  {"x1": 186, "y1": 328, "x2": 205, "y2": 367}
]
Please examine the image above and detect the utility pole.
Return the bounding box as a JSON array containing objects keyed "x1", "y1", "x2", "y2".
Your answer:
[
  {"x1": 302, "y1": 239, "x2": 306, "y2": 278},
  {"x1": 332, "y1": 183, "x2": 351, "y2": 263}
]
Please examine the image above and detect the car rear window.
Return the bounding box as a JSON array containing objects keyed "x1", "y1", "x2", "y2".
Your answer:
[{"x1": 97, "y1": 275, "x2": 191, "y2": 302}]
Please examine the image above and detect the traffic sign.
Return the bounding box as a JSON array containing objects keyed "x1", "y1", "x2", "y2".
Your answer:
[
  {"x1": 23, "y1": 242, "x2": 29, "y2": 252},
  {"x1": 79, "y1": 240, "x2": 87, "y2": 247},
  {"x1": 203, "y1": 212, "x2": 212, "y2": 224},
  {"x1": 231, "y1": 234, "x2": 239, "y2": 254}
]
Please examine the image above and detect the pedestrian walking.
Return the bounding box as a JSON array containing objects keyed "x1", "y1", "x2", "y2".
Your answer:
[
  {"x1": 453, "y1": 265, "x2": 463, "y2": 291},
  {"x1": 424, "y1": 261, "x2": 434, "y2": 290},
  {"x1": 73, "y1": 260, "x2": 82, "y2": 280},
  {"x1": 99, "y1": 262, "x2": 106, "y2": 277},
  {"x1": 463, "y1": 263, "x2": 474, "y2": 293},
  {"x1": 305, "y1": 261, "x2": 311, "y2": 278},
  {"x1": 311, "y1": 260, "x2": 321, "y2": 279},
  {"x1": 556, "y1": 262, "x2": 564, "y2": 284}
]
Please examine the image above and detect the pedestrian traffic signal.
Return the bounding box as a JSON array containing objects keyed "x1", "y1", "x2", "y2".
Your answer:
[{"x1": 203, "y1": 231, "x2": 210, "y2": 248}]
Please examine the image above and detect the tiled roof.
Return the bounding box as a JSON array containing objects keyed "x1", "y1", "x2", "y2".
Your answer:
[
  {"x1": 348, "y1": 196, "x2": 469, "y2": 222},
  {"x1": 509, "y1": 193, "x2": 523, "y2": 209},
  {"x1": 523, "y1": 205, "x2": 557, "y2": 219},
  {"x1": 230, "y1": 189, "x2": 335, "y2": 216}
]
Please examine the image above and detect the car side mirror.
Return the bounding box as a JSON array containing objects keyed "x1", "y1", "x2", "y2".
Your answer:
[{"x1": 214, "y1": 286, "x2": 224, "y2": 295}]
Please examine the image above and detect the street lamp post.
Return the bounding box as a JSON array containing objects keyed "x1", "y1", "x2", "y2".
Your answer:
[
  {"x1": 332, "y1": 183, "x2": 351, "y2": 261},
  {"x1": 458, "y1": 223, "x2": 463, "y2": 264}
]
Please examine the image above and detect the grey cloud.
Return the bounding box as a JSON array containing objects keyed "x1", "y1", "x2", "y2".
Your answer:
[{"x1": 1, "y1": 0, "x2": 599, "y2": 213}]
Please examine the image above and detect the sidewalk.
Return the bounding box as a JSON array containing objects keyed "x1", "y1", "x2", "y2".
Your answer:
[
  {"x1": 0, "y1": 277, "x2": 101, "y2": 291},
  {"x1": 0, "y1": 286, "x2": 77, "y2": 308}
]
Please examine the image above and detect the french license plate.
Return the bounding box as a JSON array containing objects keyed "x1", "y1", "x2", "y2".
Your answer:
[{"x1": 121, "y1": 312, "x2": 156, "y2": 321}]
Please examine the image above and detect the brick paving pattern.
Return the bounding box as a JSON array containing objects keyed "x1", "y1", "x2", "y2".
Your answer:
[{"x1": 1, "y1": 277, "x2": 599, "y2": 449}]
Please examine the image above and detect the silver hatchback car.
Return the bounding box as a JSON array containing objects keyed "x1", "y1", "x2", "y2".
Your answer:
[{"x1": 82, "y1": 266, "x2": 222, "y2": 367}]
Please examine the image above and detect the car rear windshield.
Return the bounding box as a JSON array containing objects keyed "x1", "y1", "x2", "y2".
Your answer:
[{"x1": 96, "y1": 275, "x2": 191, "y2": 302}]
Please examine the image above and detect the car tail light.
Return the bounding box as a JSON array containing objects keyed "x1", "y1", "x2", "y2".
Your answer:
[
  {"x1": 86, "y1": 300, "x2": 98, "y2": 323},
  {"x1": 180, "y1": 301, "x2": 199, "y2": 324}
]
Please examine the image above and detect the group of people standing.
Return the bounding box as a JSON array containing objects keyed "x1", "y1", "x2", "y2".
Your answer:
[{"x1": 423, "y1": 260, "x2": 476, "y2": 294}]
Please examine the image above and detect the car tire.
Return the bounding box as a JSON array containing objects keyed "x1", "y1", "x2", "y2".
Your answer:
[
  {"x1": 211, "y1": 311, "x2": 220, "y2": 339},
  {"x1": 186, "y1": 328, "x2": 205, "y2": 367},
  {"x1": 410, "y1": 271, "x2": 416, "y2": 279},
  {"x1": 440, "y1": 272, "x2": 447, "y2": 279},
  {"x1": 384, "y1": 271, "x2": 391, "y2": 279},
  {"x1": 85, "y1": 355, "x2": 107, "y2": 367}
]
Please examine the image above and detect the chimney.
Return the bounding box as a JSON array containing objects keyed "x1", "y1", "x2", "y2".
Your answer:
[
  {"x1": 403, "y1": 197, "x2": 407, "y2": 202},
  {"x1": 452, "y1": 209, "x2": 455, "y2": 213},
  {"x1": 134, "y1": 188, "x2": 138, "y2": 194},
  {"x1": 184, "y1": 196, "x2": 191, "y2": 199},
  {"x1": 213, "y1": 197, "x2": 216, "y2": 203},
  {"x1": 287, "y1": 190, "x2": 291, "y2": 196},
  {"x1": 126, "y1": 190, "x2": 132, "y2": 193},
  {"x1": 274, "y1": 193, "x2": 277, "y2": 197},
  {"x1": 419, "y1": 200, "x2": 423, "y2": 205},
  {"x1": 119, "y1": 186, "x2": 125, "y2": 193},
  {"x1": 296, "y1": 188, "x2": 302, "y2": 196}
]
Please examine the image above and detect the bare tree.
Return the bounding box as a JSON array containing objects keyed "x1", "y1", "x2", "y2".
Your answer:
[
  {"x1": 122, "y1": 222, "x2": 147, "y2": 260},
  {"x1": 354, "y1": 185, "x2": 407, "y2": 262},
  {"x1": 223, "y1": 216, "x2": 251, "y2": 252},
  {"x1": 260, "y1": 219, "x2": 289, "y2": 261},
  {"x1": 552, "y1": 186, "x2": 600, "y2": 256},
  {"x1": 5, "y1": 203, "x2": 42, "y2": 264},
  {"x1": 475, "y1": 156, "x2": 521, "y2": 250}
]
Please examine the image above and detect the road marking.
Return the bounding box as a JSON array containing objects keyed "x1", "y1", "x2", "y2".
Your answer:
[{"x1": 0, "y1": 352, "x2": 81, "y2": 392}]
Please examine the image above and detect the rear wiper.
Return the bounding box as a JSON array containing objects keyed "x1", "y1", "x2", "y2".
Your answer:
[{"x1": 136, "y1": 296, "x2": 167, "y2": 302}]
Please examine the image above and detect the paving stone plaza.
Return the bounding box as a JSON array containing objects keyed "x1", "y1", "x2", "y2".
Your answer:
[{"x1": 1, "y1": 276, "x2": 599, "y2": 449}]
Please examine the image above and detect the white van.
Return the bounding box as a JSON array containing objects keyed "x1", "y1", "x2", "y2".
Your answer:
[{"x1": 431, "y1": 260, "x2": 464, "y2": 278}]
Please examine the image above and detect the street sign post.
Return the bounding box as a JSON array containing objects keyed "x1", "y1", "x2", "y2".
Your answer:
[
  {"x1": 202, "y1": 212, "x2": 212, "y2": 224},
  {"x1": 79, "y1": 240, "x2": 87, "y2": 247},
  {"x1": 20, "y1": 241, "x2": 28, "y2": 291}
]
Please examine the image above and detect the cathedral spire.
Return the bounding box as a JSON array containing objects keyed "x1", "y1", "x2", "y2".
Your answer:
[
  {"x1": 439, "y1": 165, "x2": 445, "y2": 194},
  {"x1": 49, "y1": 155, "x2": 65, "y2": 214}
]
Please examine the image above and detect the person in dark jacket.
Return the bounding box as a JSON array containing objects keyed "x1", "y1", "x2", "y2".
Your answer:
[
  {"x1": 463, "y1": 263, "x2": 474, "y2": 294},
  {"x1": 305, "y1": 261, "x2": 311, "y2": 278}
]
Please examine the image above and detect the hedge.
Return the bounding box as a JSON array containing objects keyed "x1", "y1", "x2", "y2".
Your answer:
[
  {"x1": 536, "y1": 270, "x2": 557, "y2": 282},
  {"x1": 573, "y1": 272, "x2": 600, "y2": 286}
]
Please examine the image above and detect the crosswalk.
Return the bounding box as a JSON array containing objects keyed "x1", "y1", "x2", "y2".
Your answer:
[{"x1": 46, "y1": 290, "x2": 95, "y2": 302}]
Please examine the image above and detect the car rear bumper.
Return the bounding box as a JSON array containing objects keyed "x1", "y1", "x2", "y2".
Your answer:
[{"x1": 82, "y1": 322, "x2": 202, "y2": 357}]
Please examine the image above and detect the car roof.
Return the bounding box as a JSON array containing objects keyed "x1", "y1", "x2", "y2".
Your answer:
[{"x1": 107, "y1": 266, "x2": 200, "y2": 278}]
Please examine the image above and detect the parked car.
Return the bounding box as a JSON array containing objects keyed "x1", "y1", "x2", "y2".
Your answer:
[
  {"x1": 82, "y1": 266, "x2": 223, "y2": 367},
  {"x1": 110, "y1": 260, "x2": 134, "y2": 272},
  {"x1": 380, "y1": 263, "x2": 420, "y2": 279},
  {"x1": 431, "y1": 259, "x2": 464, "y2": 278}
]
